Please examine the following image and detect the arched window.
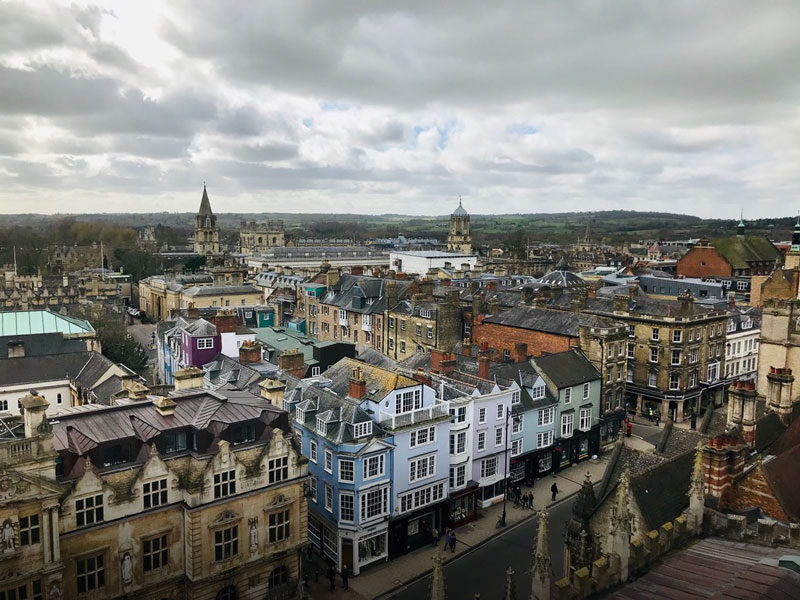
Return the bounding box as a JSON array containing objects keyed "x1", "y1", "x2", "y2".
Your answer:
[
  {"x1": 268, "y1": 566, "x2": 288, "y2": 589},
  {"x1": 216, "y1": 586, "x2": 237, "y2": 600}
]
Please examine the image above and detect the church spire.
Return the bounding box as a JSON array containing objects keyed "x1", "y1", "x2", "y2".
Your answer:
[
  {"x1": 199, "y1": 184, "x2": 214, "y2": 218},
  {"x1": 531, "y1": 509, "x2": 552, "y2": 600},
  {"x1": 429, "y1": 553, "x2": 446, "y2": 600},
  {"x1": 737, "y1": 208, "x2": 745, "y2": 236}
]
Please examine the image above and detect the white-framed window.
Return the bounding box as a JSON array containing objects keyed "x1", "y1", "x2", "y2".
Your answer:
[
  {"x1": 651, "y1": 328, "x2": 659, "y2": 341},
  {"x1": 618, "y1": 343, "x2": 625, "y2": 357},
  {"x1": 427, "y1": 325, "x2": 433, "y2": 339},
  {"x1": 309, "y1": 475, "x2": 318, "y2": 502},
  {"x1": 537, "y1": 430, "x2": 554, "y2": 448},
  {"x1": 607, "y1": 344, "x2": 614, "y2": 359},
  {"x1": 214, "y1": 470, "x2": 236, "y2": 499},
  {"x1": 295, "y1": 407, "x2": 305, "y2": 423},
  {"x1": 399, "y1": 482, "x2": 445, "y2": 513},
  {"x1": 511, "y1": 390, "x2": 521, "y2": 405},
  {"x1": 420, "y1": 309, "x2": 432, "y2": 319},
  {"x1": 628, "y1": 324, "x2": 635, "y2": 337},
  {"x1": 340, "y1": 492, "x2": 354, "y2": 522},
  {"x1": 671, "y1": 349, "x2": 681, "y2": 365},
  {"x1": 325, "y1": 484, "x2": 333, "y2": 512},
  {"x1": 583, "y1": 383, "x2": 590, "y2": 399},
  {"x1": 311, "y1": 366, "x2": 321, "y2": 377},
  {"x1": 449, "y1": 464, "x2": 466, "y2": 489},
  {"x1": 669, "y1": 373, "x2": 680, "y2": 390},
  {"x1": 360, "y1": 486, "x2": 389, "y2": 521},
  {"x1": 504, "y1": 349, "x2": 511, "y2": 361},
  {"x1": 363, "y1": 454, "x2": 385, "y2": 480},
  {"x1": 410, "y1": 426, "x2": 436, "y2": 448},
  {"x1": 409, "y1": 454, "x2": 435, "y2": 483},
  {"x1": 707, "y1": 363, "x2": 719, "y2": 382},
  {"x1": 477, "y1": 431, "x2": 486, "y2": 451},
  {"x1": 197, "y1": 337, "x2": 214, "y2": 349},
  {"x1": 450, "y1": 431, "x2": 467, "y2": 454},
  {"x1": 531, "y1": 386, "x2": 545, "y2": 400},
  {"x1": 495, "y1": 427, "x2": 503, "y2": 447},
  {"x1": 689, "y1": 371, "x2": 698, "y2": 387},
  {"x1": 627, "y1": 343, "x2": 635, "y2": 359},
  {"x1": 316, "y1": 417, "x2": 327, "y2": 436},
  {"x1": 689, "y1": 329, "x2": 694, "y2": 342},
  {"x1": 353, "y1": 421, "x2": 372, "y2": 438},
  {"x1": 395, "y1": 389, "x2": 422, "y2": 414},
  {"x1": 696, "y1": 327, "x2": 702, "y2": 340},
  {"x1": 478, "y1": 407, "x2": 486, "y2": 423},
  {"x1": 650, "y1": 347, "x2": 658, "y2": 363},
  {"x1": 324, "y1": 449, "x2": 333, "y2": 473},
  {"x1": 309, "y1": 439, "x2": 317, "y2": 463},
  {"x1": 626, "y1": 366, "x2": 634, "y2": 383},
  {"x1": 339, "y1": 459, "x2": 354, "y2": 483},
  {"x1": 143, "y1": 478, "x2": 167, "y2": 509},
  {"x1": 497, "y1": 404, "x2": 504, "y2": 420},
  {"x1": 648, "y1": 371, "x2": 658, "y2": 387},
  {"x1": 606, "y1": 368, "x2": 613, "y2": 384},
  {"x1": 737, "y1": 280, "x2": 748, "y2": 291},
  {"x1": 538, "y1": 407, "x2": 554, "y2": 426},
  {"x1": 673, "y1": 330, "x2": 682, "y2": 343},
  {"x1": 564, "y1": 388, "x2": 572, "y2": 404},
  {"x1": 511, "y1": 439, "x2": 523, "y2": 456},
  {"x1": 400, "y1": 340, "x2": 406, "y2": 353},
  {"x1": 480, "y1": 456, "x2": 498, "y2": 478},
  {"x1": 579, "y1": 408, "x2": 591, "y2": 430},
  {"x1": 561, "y1": 413, "x2": 574, "y2": 437},
  {"x1": 512, "y1": 416, "x2": 523, "y2": 434},
  {"x1": 416, "y1": 324, "x2": 422, "y2": 337},
  {"x1": 450, "y1": 406, "x2": 467, "y2": 423}
]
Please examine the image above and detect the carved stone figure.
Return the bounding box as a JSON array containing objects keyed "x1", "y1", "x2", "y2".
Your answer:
[
  {"x1": 48, "y1": 583, "x2": 62, "y2": 600},
  {"x1": 249, "y1": 518, "x2": 258, "y2": 552},
  {"x1": 121, "y1": 552, "x2": 133, "y2": 585},
  {"x1": 1, "y1": 519, "x2": 15, "y2": 553}
]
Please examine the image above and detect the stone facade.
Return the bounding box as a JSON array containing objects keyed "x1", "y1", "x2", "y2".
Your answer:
[
  {"x1": 447, "y1": 201, "x2": 471, "y2": 254},
  {"x1": 240, "y1": 220, "x2": 286, "y2": 254},
  {"x1": 194, "y1": 186, "x2": 221, "y2": 256},
  {"x1": 384, "y1": 290, "x2": 462, "y2": 360}
]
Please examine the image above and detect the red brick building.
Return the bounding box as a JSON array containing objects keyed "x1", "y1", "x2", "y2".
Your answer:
[{"x1": 677, "y1": 236, "x2": 781, "y2": 279}]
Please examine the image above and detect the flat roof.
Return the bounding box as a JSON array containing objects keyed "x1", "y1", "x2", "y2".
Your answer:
[{"x1": 390, "y1": 251, "x2": 477, "y2": 258}]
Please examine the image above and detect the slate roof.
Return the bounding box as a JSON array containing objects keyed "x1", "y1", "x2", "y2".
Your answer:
[
  {"x1": 356, "y1": 348, "x2": 399, "y2": 370},
  {"x1": 323, "y1": 357, "x2": 418, "y2": 401},
  {"x1": 763, "y1": 445, "x2": 800, "y2": 522},
  {"x1": 0, "y1": 332, "x2": 88, "y2": 359},
  {"x1": 630, "y1": 449, "x2": 695, "y2": 532},
  {"x1": 549, "y1": 290, "x2": 723, "y2": 319},
  {"x1": 320, "y1": 274, "x2": 415, "y2": 315},
  {"x1": 52, "y1": 386, "x2": 285, "y2": 456},
  {"x1": 530, "y1": 349, "x2": 600, "y2": 389},
  {"x1": 198, "y1": 185, "x2": 215, "y2": 220},
  {"x1": 0, "y1": 351, "x2": 105, "y2": 387},
  {"x1": 711, "y1": 235, "x2": 781, "y2": 269},
  {"x1": 203, "y1": 353, "x2": 278, "y2": 392},
  {"x1": 483, "y1": 305, "x2": 622, "y2": 337},
  {"x1": 182, "y1": 285, "x2": 259, "y2": 297},
  {"x1": 0, "y1": 310, "x2": 94, "y2": 336},
  {"x1": 755, "y1": 411, "x2": 786, "y2": 453}
]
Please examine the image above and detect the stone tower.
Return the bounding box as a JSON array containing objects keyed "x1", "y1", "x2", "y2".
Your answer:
[
  {"x1": 194, "y1": 185, "x2": 221, "y2": 256},
  {"x1": 447, "y1": 198, "x2": 472, "y2": 254},
  {"x1": 767, "y1": 366, "x2": 796, "y2": 425}
]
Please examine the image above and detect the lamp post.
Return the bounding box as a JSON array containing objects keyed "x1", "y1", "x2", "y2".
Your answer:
[{"x1": 500, "y1": 406, "x2": 521, "y2": 527}]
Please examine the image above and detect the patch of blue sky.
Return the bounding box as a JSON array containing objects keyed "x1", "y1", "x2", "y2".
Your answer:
[
  {"x1": 320, "y1": 101, "x2": 350, "y2": 112},
  {"x1": 302, "y1": 117, "x2": 314, "y2": 128},
  {"x1": 506, "y1": 123, "x2": 541, "y2": 136}
]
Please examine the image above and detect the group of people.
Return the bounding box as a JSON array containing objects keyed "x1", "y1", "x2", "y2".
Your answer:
[
  {"x1": 510, "y1": 480, "x2": 560, "y2": 509},
  {"x1": 327, "y1": 563, "x2": 349, "y2": 591},
  {"x1": 647, "y1": 407, "x2": 661, "y2": 426}
]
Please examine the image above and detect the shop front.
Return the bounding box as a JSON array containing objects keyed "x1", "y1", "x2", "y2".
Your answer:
[
  {"x1": 513, "y1": 447, "x2": 556, "y2": 482},
  {"x1": 338, "y1": 522, "x2": 389, "y2": 576},
  {"x1": 600, "y1": 407, "x2": 626, "y2": 445},
  {"x1": 554, "y1": 426, "x2": 600, "y2": 471},
  {"x1": 388, "y1": 503, "x2": 445, "y2": 558},
  {"x1": 446, "y1": 483, "x2": 478, "y2": 528}
]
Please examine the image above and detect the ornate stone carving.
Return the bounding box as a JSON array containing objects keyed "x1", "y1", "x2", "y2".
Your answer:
[
  {"x1": 0, "y1": 519, "x2": 16, "y2": 555},
  {"x1": 0, "y1": 467, "x2": 29, "y2": 501}
]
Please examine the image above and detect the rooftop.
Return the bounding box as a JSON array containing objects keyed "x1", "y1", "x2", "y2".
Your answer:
[
  {"x1": 0, "y1": 310, "x2": 94, "y2": 336},
  {"x1": 390, "y1": 250, "x2": 476, "y2": 258}
]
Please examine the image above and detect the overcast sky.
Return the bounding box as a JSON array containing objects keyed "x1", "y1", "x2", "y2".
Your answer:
[{"x1": 2, "y1": 1, "x2": 800, "y2": 218}]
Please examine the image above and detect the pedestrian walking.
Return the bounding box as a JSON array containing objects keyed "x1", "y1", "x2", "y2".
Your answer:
[
  {"x1": 443, "y1": 530, "x2": 451, "y2": 552},
  {"x1": 648, "y1": 407, "x2": 653, "y2": 422},
  {"x1": 449, "y1": 530, "x2": 457, "y2": 553},
  {"x1": 514, "y1": 487, "x2": 521, "y2": 506},
  {"x1": 529, "y1": 491, "x2": 534, "y2": 510},
  {"x1": 341, "y1": 565, "x2": 350, "y2": 590},
  {"x1": 327, "y1": 564, "x2": 336, "y2": 591},
  {"x1": 431, "y1": 527, "x2": 439, "y2": 547},
  {"x1": 551, "y1": 482, "x2": 559, "y2": 502}
]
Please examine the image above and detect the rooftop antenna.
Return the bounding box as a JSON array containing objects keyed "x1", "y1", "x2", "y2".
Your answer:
[{"x1": 12, "y1": 245, "x2": 17, "y2": 276}]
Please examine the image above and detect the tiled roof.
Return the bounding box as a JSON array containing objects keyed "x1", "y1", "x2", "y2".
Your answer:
[
  {"x1": 530, "y1": 349, "x2": 600, "y2": 389},
  {"x1": 183, "y1": 285, "x2": 259, "y2": 297},
  {"x1": 0, "y1": 351, "x2": 108, "y2": 388},
  {"x1": 711, "y1": 235, "x2": 781, "y2": 269},
  {"x1": 629, "y1": 449, "x2": 694, "y2": 532},
  {"x1": 323, "y1": 357, "x2": 418, "y2": 401},
  {"x1": 484, "y1": 305, "x2": 622, "y2": 337}
]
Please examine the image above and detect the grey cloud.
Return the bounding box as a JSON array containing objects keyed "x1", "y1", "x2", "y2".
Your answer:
[{"x1": 232, "y1": 142, "x2": 299, "y2": 162}]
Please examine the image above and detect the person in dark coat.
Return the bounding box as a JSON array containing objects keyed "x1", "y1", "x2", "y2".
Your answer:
[
  {"x1": 551, "y1": 481, "x2": 559, "y2": 502},
  {"x1": 327, "y1": 564, "x2": 336, "y2": 590},
  {"x1": 443, "y1": 530, "x2": 451, "y2": 552},
  {"x1": 341, "y1": 565, "x2": 350, "y2": 590},
  {"x1": 449, "y1": 530, "x2": 457, "y2": 553}
]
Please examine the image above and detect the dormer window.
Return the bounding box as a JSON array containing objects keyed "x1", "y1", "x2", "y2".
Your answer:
[
  {"x1": 295, "y1": 407, "x2": 305, "y2": 423},
  {"x1": 354, "y1": 421, "x2": 372, "y2": 438},
  {"x1": 316, "y1": 417, "x2": 327, "y2": 435},
  {"x1": 420, "y1": 309, "x2": 432, "y2": 319},
  {"x1": 231, "y1": 422, "x2": 256, "y2": 445},
  {"x1": 742, "y1": 318, "x2": 752, "y2": 330},
  {"x1": 531, "y1": 386, "x2": 545, "y2": 400},
  {"x1": 728, "y1": 320, "x2": 736, "y2": 333}
]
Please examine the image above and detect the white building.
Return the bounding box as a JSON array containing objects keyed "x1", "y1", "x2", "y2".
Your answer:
[
  {"x1": 390, "y1": 251, "x2": 478, "y2": 277},
  {"x1": 725, "y1": 307, "x2": 760, "y2": 382}
]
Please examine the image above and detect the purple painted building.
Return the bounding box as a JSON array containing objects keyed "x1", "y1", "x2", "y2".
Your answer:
[{"x1": 160, "y1": 317, "x2": 221, "y2": 385}]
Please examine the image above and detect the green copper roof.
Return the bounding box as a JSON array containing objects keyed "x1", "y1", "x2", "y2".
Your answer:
[
  {"x1": 711, "y1": 235, "x2": 781, "y2": 270},
  {"x1": 0, "y1": 310, "x2": 95, "y2": 336}
]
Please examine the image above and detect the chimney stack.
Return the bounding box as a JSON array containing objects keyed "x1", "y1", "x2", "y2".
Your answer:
[
  {"x1": 239, "y1": 340, "x2": 263, "y2": 364},
  {"x1": 173, "y1": 367, "x2": 205, "y2": 391},
  {"x1": 478, "y1": 342, "x2": 491, "y2": 380},
  {"x1": 278, "y1": 349, "x2": 306, "y2": 379},
  {"x1": 514, "y1": 342, "x2": 528, "y2": 363},
  {"x1": 349, "y1": 367, "x2": 367, "y2": 400},
  {"x1": 767, "y1": 366, "x2": 795, "y2": 425},
  {"x1": 152, "y1": 395, "x2": 178, "y2": 417},
  {"x1": 259, "y1": 377, "x2": 286, "y2": 405},
  {"x1": 20, "y1": 391, "x2": 49, "y2": 438},
  {"x1": 726, "y1": 380, "x2": 758, "y2": 447}
]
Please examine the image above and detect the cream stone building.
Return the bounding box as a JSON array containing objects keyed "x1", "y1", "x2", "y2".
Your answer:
[{"x1": 0, "y1": 378, "x2": 308, "y2": 600}]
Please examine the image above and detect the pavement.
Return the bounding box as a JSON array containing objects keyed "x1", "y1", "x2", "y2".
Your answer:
[{"x1": 301, "y1": 454, "x2": 611, "y2": 600}]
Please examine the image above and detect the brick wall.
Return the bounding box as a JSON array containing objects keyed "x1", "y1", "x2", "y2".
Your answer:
[
  {"x1": 727, "y1": 464, "x2": 789, "y2": 522},
  {"x1": 677, "y1": 246, "x2": 733, "y2": 278},
  {"x1": 471, "y1": 319, "x2": 576, "y2": 358}
]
